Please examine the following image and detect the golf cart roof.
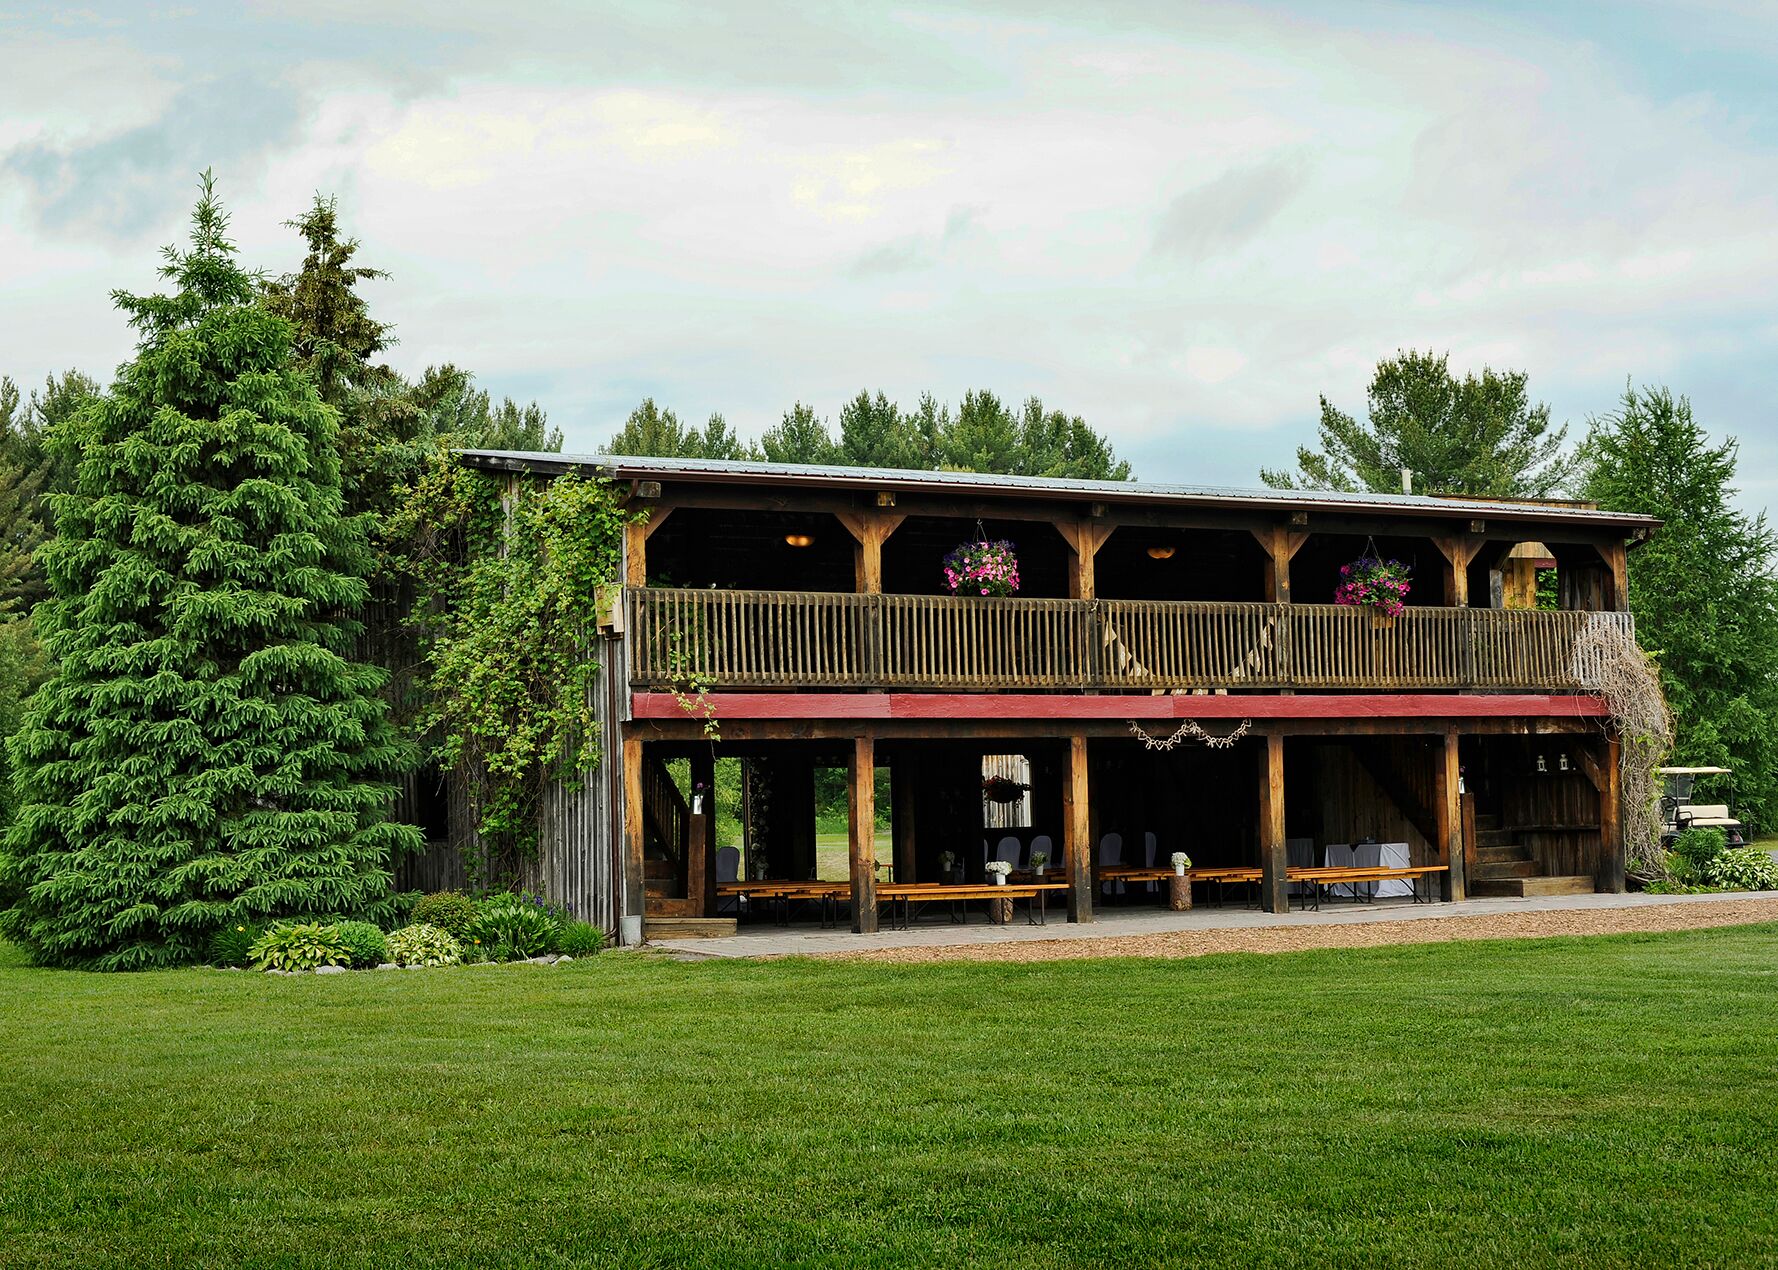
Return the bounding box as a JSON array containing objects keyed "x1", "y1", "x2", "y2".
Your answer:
[{"x1": 1656, "y1": 767, "x2": 1732, "y2": 775}]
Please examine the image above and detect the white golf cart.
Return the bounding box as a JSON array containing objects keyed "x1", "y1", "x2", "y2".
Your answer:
[{"x1": 1658, "y1": 766, "x2": 1746, "y2": 848}]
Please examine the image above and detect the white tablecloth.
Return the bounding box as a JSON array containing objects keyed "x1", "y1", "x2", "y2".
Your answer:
[{"x1": 1376, "y1": 841, "x2": 1414, "y2": 897}]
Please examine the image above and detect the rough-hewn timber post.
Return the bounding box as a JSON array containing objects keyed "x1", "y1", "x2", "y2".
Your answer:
[
  {"x1": 1064, "y1": 734, "x2": 1094, "y2": 922},
  {"x1": 848, "y1": 736, "x2": 878, "y2": 933},
  {"x1": 1600, "y1": 735, "x2": 1626, "y2": 893},
  {"x1": 1435, "y1": 728, "x2": 1467, "y2": 901},
  {"x1": 622, "y1": 736, "x2": 646, "y2": 941},
  {"x1": 1258, "y1": 732, "x2": 1288, "y2": 913}
]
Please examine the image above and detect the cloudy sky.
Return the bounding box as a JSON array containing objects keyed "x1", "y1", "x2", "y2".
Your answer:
[{"x1": 3, "y1": 1, "x2": 1775, "y2": 513}]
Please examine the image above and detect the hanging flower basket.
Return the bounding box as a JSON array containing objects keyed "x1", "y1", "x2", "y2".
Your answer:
[
  {"x1": 982, "y1": 776, "x2": 1028, "y2": 805},
  {"x1": 1335, "y1": 555, "x2": 1412, "y2": 618},
  {"x1": 944, "y1": 539, "x2": 1020, "y2": 597}
]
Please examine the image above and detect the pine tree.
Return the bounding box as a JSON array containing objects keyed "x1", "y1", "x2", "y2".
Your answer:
[
  {"x1": 0, "y1": 175, "x2": 420, "y2": 968},
  {"x1": 836, "y1": 390, "x2": 912, "y2": 470},
  {"x1": 1578, "y1": 386, "x2": 1778, "y2": 828},
  {"x1": 759, "y1": 402, "x2": 837, "y2": 464},
  {"x1": 262, "y1": 196, "x2": 432, "y2": 517},
  {"x1": 1262, "y1": 349, "x2": 1573, "y2": 496}
]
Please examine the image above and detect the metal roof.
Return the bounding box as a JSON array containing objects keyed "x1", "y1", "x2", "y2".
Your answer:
[{"x1": 455, "y1": 450, "x2": 1660, "y2": 531}]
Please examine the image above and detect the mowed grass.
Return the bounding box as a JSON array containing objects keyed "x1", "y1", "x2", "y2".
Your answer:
[{"x1": 3, "y1": 928, "x2": 1777, "y2": 1269}]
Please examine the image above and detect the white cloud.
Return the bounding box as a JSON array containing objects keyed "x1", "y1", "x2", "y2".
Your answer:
[{"x1": 0, "y1": 2, "x2": 1774, "y2": 517}]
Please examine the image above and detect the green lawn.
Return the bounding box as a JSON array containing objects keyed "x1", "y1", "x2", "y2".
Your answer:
[{"x1": 3, "y1": 927, "x2": 1777, "y2": 1268}]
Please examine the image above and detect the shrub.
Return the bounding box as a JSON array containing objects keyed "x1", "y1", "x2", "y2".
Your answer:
[
  {"x1": 410, "y1": 891, "x2": 479, "y2": 938},
  {"x1": 1703, "y1": 847, "x2": 1778, "y2": 892},
  {"x1": 207, "y1": 921, "x2": 261, "y2": 968},
  {"x1": 249, "y1": 922, "x2": 350, "y2": 972},
  {"x1": 1673, "y1": 827, "x2": 1727, "y2": 871},
  {"x1": 335, "y1": 920, "x2": 388, "y2": 969},
  {"x1": 472, "y1": 893, "x2": 560, "y2": 960},
  {"x1": 556, "y1": 921, "x2": 606, "y2": 957},
  {"x1": 386, "y1": 923, "x2": 461, "y2": 967}
]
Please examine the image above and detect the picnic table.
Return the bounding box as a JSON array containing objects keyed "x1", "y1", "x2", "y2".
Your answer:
[
  {"x1": 876, "y1": 882, "x2": 1068, "y2": 930},
  {"x1": 716, "y1": 880, "x2": 850, "y2": 926}
]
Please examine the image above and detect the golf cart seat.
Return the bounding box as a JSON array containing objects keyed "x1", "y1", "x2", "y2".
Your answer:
[{"x1": 1680, "y1": 804, "x2": 1742, "y2": 831}]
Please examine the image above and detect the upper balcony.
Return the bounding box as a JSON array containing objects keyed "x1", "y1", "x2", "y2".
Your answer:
[{"x1": 626, "y1": 587, "x2": 1632, "y2": 693}]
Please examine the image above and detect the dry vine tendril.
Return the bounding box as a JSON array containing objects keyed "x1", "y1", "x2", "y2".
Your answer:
[
  {"x1": 1570, "y1": 615, "x2": 1674, "y2": 880},
  {"x1": 1128, "y1": 719, "x2": 1253, "y2": 750}
]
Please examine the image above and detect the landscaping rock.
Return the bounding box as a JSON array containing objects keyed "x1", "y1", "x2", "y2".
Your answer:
[
  {"x1": 526, "y1": 955, "x2": 559, "y2": 965},
  {"x1": 556, "y1": 956, "x2": 574, "y2": 965},
  {"x1": 266, "y1": 968, "x2": 292, "y2": 976},
  {"x1": 376, "y1": 963, "x2": 397, "y2": 971},
  {"x1": 315, "y1": 965, "x2": 347, "y2": 975}
]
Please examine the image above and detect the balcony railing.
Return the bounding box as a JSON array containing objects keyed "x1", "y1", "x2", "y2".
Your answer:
[{"x1": 625, "y1": 587, "x2": 1632, "y2": 692}]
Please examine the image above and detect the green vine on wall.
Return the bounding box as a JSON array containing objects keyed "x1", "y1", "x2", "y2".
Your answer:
[{"x1": 389, "y1": 459, "x2": 635, "y2": 882}]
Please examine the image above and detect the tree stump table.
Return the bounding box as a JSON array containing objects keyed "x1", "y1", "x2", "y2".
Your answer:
[
  {"x1": 1168, "y1": 873, "x2": 1193, "y2": 911},
  {"x1": 989, "y1": 894, "x2": 1014, "y2": 924}
]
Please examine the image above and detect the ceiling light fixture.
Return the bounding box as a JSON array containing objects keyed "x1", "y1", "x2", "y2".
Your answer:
[
  {"x1": 1146, "y1": 545, "x2": 1176, "y2": 560},
  {"x1": 784, "y1": 533, "x2": 814, "y2": 548}
]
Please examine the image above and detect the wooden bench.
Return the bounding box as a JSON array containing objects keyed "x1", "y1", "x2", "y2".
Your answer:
[
  {"x1": 1288, "y1": 865, "x2": 1448, "y2": 910},
  {"x1": 876, "y1": 882, "x2": 1068, "y2": 929},
  {"x1": 717, "y1": 880, "x2": 850, "y2": 926}
]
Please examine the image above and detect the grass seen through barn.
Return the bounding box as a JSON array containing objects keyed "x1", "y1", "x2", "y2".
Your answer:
[{"x1": 2, "y1": 926, "x2": 1776, "y2": 1267}]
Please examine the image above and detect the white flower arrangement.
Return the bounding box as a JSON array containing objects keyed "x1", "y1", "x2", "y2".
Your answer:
[
  {"x1": 1170, "y1": 851, "x2": 1192, "y2": 874},
  {"x1": 1029, "y1": 851, "x2": 1049, "y2": 872},
  {"x1": 940, "y1": 850, "x2": 955, "y2": 873},
  {"x1": 985, "y1": 860, "x2": 1012, "y2": 881}
]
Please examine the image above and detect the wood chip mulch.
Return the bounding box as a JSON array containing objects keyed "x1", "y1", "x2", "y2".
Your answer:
[{"x1": 827, "y1": 898, "x2": 1778, "y2": 964}]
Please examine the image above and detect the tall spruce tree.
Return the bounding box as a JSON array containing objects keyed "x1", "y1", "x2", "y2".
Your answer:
[
  {"x1": 1578, "y1": 386, "x2": 1778, "y2": 828},
  {"x1": 0, "y1": 176, "x2": 420, "y2": 969}
]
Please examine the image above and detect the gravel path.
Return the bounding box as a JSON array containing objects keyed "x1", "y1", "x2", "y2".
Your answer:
[{"x1": 829, "y1": 897, "x2": 1778, "y2": 964}]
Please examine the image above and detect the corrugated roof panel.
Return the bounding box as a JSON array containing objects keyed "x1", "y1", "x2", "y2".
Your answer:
[{"x1": 453, "y1": 449, "x2": 1659, "y2": 530}]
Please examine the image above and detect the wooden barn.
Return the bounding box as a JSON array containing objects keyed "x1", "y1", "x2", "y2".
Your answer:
[{"x1": 430, "y1": 452, "x2": 1658, "y2": 944}]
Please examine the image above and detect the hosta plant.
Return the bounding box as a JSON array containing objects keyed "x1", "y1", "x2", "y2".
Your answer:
[
  {"x1": 472, "y1": 894, "x2": 561, "y2": 960},
  {"x1": 1703, "y1": 847, "x2": 1778, "y2": 891},
  {"x1": 334, "y1": 920, "x2": 388, "y2": 969},
  {"x1": 386, "y1": 923, "x2": 461, "y2": 967},
  {"x1": 250, "y1": 922, "x2": 351, "y2": 972}
]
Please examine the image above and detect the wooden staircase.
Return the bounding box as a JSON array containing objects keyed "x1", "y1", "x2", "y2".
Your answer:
[
  {"x1": 641, "y1": 756, "x2": 734, "y2": 940},
  {"x1": 1468, "y1": 814, "x2": 1594, "y2": 897}
]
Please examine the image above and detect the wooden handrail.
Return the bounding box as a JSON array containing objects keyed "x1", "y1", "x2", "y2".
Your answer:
[{"x1": 625, "y1": 588, "x2": 1633, "y2": 692}]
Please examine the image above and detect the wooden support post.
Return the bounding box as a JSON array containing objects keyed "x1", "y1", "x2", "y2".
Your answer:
[
  {"x1": 836, "y1": 512, "x2": 905, "y2": 594},
  {"x1": 622, "y1": 736, "x2": 646, "y2": 927},
  {"x1": 688, "y1": 749, "x2": 716, "y2": 917},
  {"x1": 1600, "y1": 736, "x2": 1625, "y2": 893},
  {"x1": 1064, "y1": 734, "x2": 1094, "y2": 922},
  {"x1": 1251, "y1": 525, "x2": 1306, "y2": 605},
  {"x1": 1435, "y1": 728, "x2": 1467, "y2": 901},
  {"x1": 1600, "y1": 542, "x2": 1630, "y2": 612},
  {"x1": 1259, "y1": 733, "x2": 1288, "y2": 912},
  {"x1": 1435, "y1": 537, "x2": 1481, "y2": 608},
  {"x1": 1061, "y1": 523, "x2": 1114, "y2": 600},
  {"x1": 848, "y1": 736, "x2": 878, "y2": 933},
  {"x1": 624, "y1": 507, "x2": 673, "y2": 588}
]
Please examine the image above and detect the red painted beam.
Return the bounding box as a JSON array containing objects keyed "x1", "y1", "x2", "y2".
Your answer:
[{"x1": 630, "y1": 692, "x2": 1608, "y2": 721}]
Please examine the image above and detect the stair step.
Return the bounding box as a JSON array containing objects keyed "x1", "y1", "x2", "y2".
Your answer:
[
  {"x1": 1474, "y1": 830, "x2": 1515, "y2": 848},
  {"x1": 643, "y1": 859, "x2": 677, "y2": 880},
  {"x1": 645, "y1": 916, "x2": 737, "y2": 940},
  {"x1": 1470, "y1": 875, "x2": 1596, "y2": 898},
  {"x1": 1474, "y1": 859, "x2": 1542, "y2": 879},
  {"x1": 1476, "y1": 844, "x2": 1531, "y2": 864},
  {"x1": 1473, "y1": 813, "x2": 1500, "y2": 830},
  {"x1": 644, "y1": 882, "x2": 678, "y2": 899},
  {"x1": 646, "y1": 896, "x2": 702, "y2": 917}
]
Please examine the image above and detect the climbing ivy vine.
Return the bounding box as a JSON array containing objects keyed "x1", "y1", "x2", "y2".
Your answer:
[{"x1": 390, "y1": 459, "x2": 634, "y2": 882}]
